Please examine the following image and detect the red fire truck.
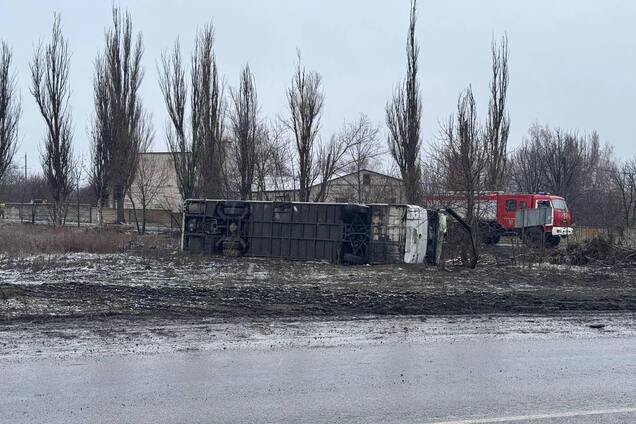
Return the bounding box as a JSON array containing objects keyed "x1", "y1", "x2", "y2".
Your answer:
[
  {"x1": 475, "y1": 192, "x2": 574, "y2": 247},
  {"x1": 430, "y1": 192, "x2": 574, "y2": 247}
]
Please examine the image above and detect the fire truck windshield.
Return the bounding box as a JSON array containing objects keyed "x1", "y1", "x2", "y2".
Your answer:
[{"x1": 552, "y1": 199, "x2": 568, "y2": 211}]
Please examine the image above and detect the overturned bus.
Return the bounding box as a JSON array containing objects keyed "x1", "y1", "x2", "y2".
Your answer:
[{"x1": 181, "y1": 199, "x2": 445, "y2": 265}]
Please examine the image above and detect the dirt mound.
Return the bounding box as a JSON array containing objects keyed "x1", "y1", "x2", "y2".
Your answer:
[
  {"x1": 552, "y1": 238, "x2": 636, "y2": 266},
  {"x1": 2, "y1": 252, "x2": 636, "y2": 322},
  {"x1": 0, "y1": 284, "x2": 25, "y2": 300}
]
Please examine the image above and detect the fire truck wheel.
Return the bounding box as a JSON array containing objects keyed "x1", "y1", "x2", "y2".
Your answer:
[
  {"x1": 522, "y1": 227, "x2": 543, "y2": 248},
  {"x1": 545, "y1": 234, "x2": 561, "y2": 248},
  {"x1": 479, "y1": 222, "x2": 502, "y2": 245},
  {"x1": 482, "y1": 234, "x2": 501, "y2": 245}
]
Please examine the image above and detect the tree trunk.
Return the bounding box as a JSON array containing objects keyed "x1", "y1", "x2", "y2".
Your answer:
[
  {"x1": 116, "y1": 197, "x2": 124, "y2": 223},
  {"x1": 97, "y1": 200, "x2": 104, "y2": 226},
  {"x1": 142, "y1": 205, "x2": 147, "y2": 235},
  {"x1": 115, "y1": 184, "x2": 125, "y2": 223}
]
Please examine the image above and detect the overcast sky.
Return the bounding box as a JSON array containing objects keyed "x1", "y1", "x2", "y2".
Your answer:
[{"x1": 1, "y1": 0, "x2": 635, "y2": 176}]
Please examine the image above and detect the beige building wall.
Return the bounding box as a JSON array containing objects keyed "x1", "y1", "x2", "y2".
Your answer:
[
  {"x1": 320, "y1": 170, "x2": 405, "y2": 204},
  {"x1": 125, "y1": 152, "x2": 182, "y2": 211}
]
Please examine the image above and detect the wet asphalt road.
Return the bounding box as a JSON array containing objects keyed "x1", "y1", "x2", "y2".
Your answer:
[{"x1": 2, "y1": 329, "x2": 636, "y2": 424}]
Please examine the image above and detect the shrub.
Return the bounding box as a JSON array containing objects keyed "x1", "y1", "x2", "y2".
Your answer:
[{"x1": 0, "y1": 224, "x2": 135, "y2": 256}]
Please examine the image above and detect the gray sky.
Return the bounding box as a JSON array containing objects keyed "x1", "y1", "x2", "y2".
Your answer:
[{"x1": 1, "y1": 0, "x2": 635, "y2": 177}]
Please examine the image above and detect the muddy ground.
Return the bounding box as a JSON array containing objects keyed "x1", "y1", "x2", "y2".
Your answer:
[{"x1": 1, "y1": 252, "x2": 635, "y2": 324}]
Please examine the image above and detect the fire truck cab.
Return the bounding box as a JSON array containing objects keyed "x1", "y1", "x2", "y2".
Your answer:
[{"x1": 481, "y1": 192, "x2": 574, "y2": 247}]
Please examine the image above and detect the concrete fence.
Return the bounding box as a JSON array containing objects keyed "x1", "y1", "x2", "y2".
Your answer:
[
  {"x1": 0, "y1": 202, "x2": 180, "y2": 231},
  {"x1": 1, "y1": 203, "x2": 92, "y2": 224},
  {"x1": 570, "y1": 226, "x2": 636, "y2": 248}
]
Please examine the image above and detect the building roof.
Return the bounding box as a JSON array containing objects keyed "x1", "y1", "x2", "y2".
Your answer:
[
  {"x1": 327, "y1": 168, "x2": 403, "y2": 185},
  {"x1": 255, "y1": 168, "x2": 403, "y2": 194},
  {"x1": 139, "y1": 151, "x2": 175, "y2": 156}
]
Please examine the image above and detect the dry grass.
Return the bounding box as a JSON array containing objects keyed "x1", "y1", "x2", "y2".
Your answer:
[{"x1": 0, "y1": 223, "x2": 177, "y2": 257}]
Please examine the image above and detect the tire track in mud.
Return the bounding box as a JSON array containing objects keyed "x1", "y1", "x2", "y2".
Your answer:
[{"x1": 4, "y1": 280, "x2": 636, "y2": 323}]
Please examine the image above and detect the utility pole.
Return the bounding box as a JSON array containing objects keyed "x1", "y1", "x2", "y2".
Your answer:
[
  {"x1": 77, "y1": 170, "x2": 80, "y2": 227},
  {"x1": 20, "y1": 153, "x2": 26, "y2": 223}
]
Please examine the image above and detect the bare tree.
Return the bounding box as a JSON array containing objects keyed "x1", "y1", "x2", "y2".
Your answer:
[
  {"x1": 252, "y1": 125, "x2": 272, "y2": 199},
  {"x1": 579, "y1": 130, "x2": 610, "y2": 192},
  {"x1": 438, "y1": 87, "x2": 486, "y2": 267},
  {"x1": 344, "y1": 116, "x2": 382, "y2": 169},
  {"x1": 194, "y1": 26, "x2": 225, "y2": 199},
  {"x1": 610, "y1": 160, "x2": 636, "y2": 229},
  {"x1": 0, "y1": 164, "x2": 19, "y2": 198},
  {"x1": 128, "y1": 147, "x2": 169, "y2": 235},
  {"x1": 230, "y1": 64, "x2": 259, "y2": 199},
  {"x1": 484, "y1": 34, "x2": 510, "y2": 190},
  {"x1": 98, "y1": 7, "x2": 147, "y2": 223},
  {"x1": 386, "y1": 0, "x2": 422, "y2": 204},
  {"x1": 511, "y1": 125, "x2": 547, "y2": 193},
  {"x1": 317, "y1": 115, "x2": 382, "y2": 203},
  {"x1": 540, "y1": 127, "x2": 588, "y2": 201},
  {"x1": 89, "y1": 56, "x2": 111, "y2": 225},
  {"x1": 159, "y1": 40, "x2": 193, "y2": 202},
  {"x1": 512, "y1": 124, "x2": 589, "y2": 199},
  {"x1": 30, "y1": 14, "x2": 74, "y2": 227},
  {"x1": 286, "y1": 53, "x2": 324, "y2": 202},
  {"x1": 420, "y1": 155, "x2": 447, "y2": 204},
  {"x1": 251, "y1": 120, "x2": 293, "y2": 199},
  {"x1": 0, "y1": 41, "x2": 20, "y2": 184},
  {"x1": 570, "y1": 131, "x2": 617, "y2": 227},
  {"x1": 312, "y1": 129, "x2": 359, "y2": 202},
  {"x1": 343, "y1": 115, "x2": 382, "y2": 202},
  {"x1": 160, "y1": 24, "x2": 224, "y2": 203}
]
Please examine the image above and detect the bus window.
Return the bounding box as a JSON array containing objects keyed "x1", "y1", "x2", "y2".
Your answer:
[
  {"x1": 505, "y1": 199, "x2": 517, "y2": 211},
  {"x1": 519, "y1": 201, "x2": 527, "y2": 209}
]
